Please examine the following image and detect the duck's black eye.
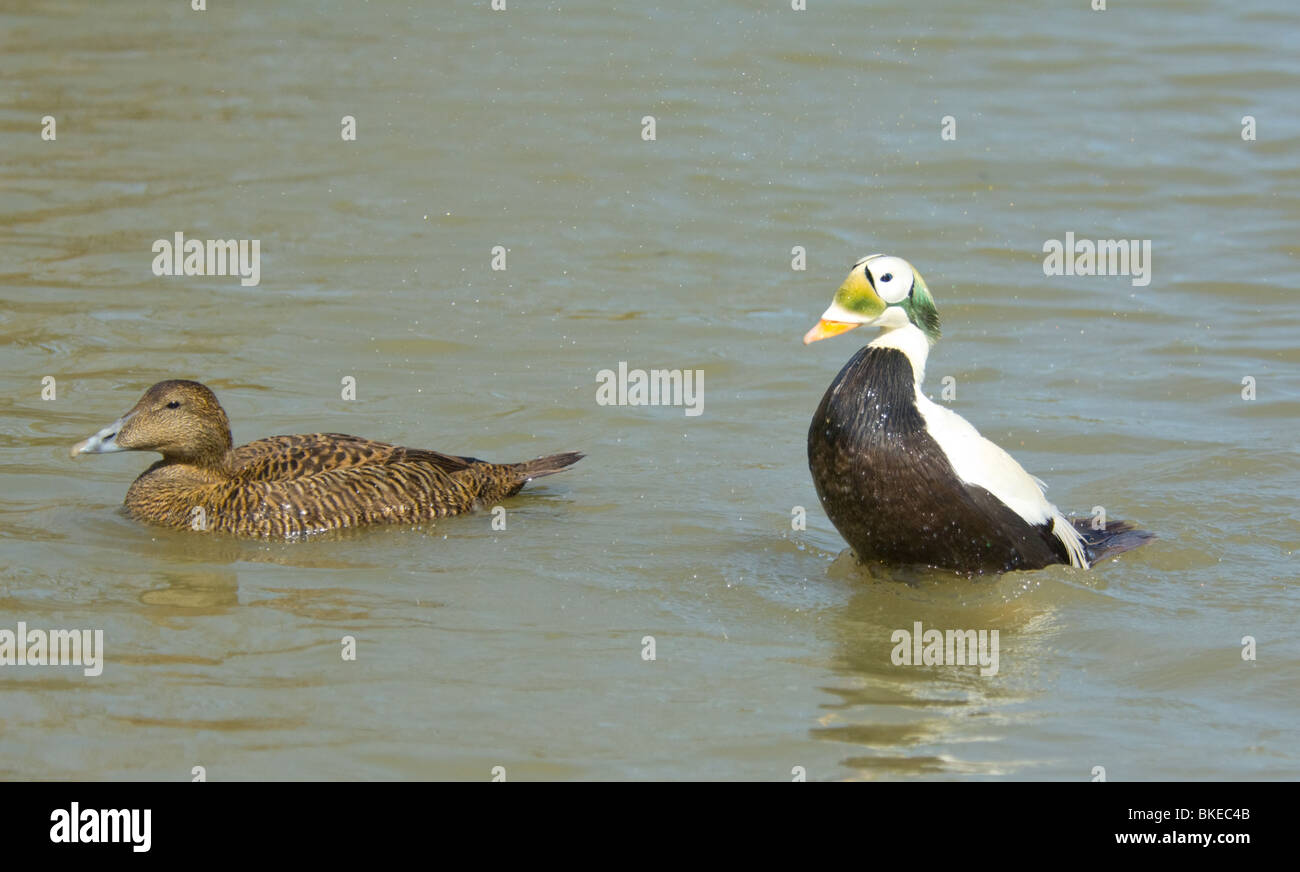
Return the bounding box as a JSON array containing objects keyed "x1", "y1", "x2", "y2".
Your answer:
[
  {"x1": 880, "y1": 273, "x2": 893, "y2": 282},
  {"x1": 166, "y1": 401, "x2": 180, "y2": 409}
]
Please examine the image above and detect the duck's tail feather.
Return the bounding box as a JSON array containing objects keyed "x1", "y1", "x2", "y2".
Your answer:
[
  {"x1": 517, "y1": 451, "x2": 584, "y2": 480},
  {"x1": 1069, "y1": 517, "x2": 1155, "y2": 564}
]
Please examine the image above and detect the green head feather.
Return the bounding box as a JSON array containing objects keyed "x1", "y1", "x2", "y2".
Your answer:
[{"x1": 832, "y1": 255, "x2": 941, "y2": 344}]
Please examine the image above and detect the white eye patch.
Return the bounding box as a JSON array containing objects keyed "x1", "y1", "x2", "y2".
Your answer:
[{"x1": 863, "y1": 256, "x2": 914, "y2": 303}]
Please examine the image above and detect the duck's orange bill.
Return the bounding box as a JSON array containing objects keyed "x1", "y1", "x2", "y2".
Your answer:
[{"x1": 802, "y1": 319, "x2": 860, "y2": 345}]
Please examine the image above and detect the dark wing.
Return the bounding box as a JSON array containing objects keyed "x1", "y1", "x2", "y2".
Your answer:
[
  {"x1": 958, "y1": 483, "x2": 1072, "y2": 570},
  {"x1": 233, "y1": 433, "x2": 476, "y2": 481}
]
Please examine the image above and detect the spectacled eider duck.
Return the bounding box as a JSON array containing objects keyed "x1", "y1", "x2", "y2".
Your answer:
[
  {"x1": 70, "y1": 379, "x2": 583, "y2": 537},
  {"x1": 803, "y1": 254, "x2": 1151, "y2": 574}
]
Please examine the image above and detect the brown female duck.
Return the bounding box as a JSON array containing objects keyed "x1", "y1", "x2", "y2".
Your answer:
[{"x1": 70, "y1": 379, "x2": 582, "y2": 537}]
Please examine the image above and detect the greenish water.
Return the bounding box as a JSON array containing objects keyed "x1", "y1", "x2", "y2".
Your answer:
[{"x1": 1, "y1": 0, "x2": 1297, "y2": 780}]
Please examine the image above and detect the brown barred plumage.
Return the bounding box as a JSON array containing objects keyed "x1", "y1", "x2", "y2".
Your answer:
[{"x1": 71, "y1": 380, "x2": 583, "y2": 538}]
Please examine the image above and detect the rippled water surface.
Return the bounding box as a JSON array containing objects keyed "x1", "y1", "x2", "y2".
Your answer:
[{"x1": 1, "y1": 0, "x2": 1297, "y2": 780}]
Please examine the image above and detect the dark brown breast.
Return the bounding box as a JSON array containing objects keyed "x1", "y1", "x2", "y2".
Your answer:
[
  {"x1": 807, "y1": 345, "x2": 1068, "y2": 573},
  {"x1": 232, "y1": 433, "x2": 477, "y2": 480}
]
